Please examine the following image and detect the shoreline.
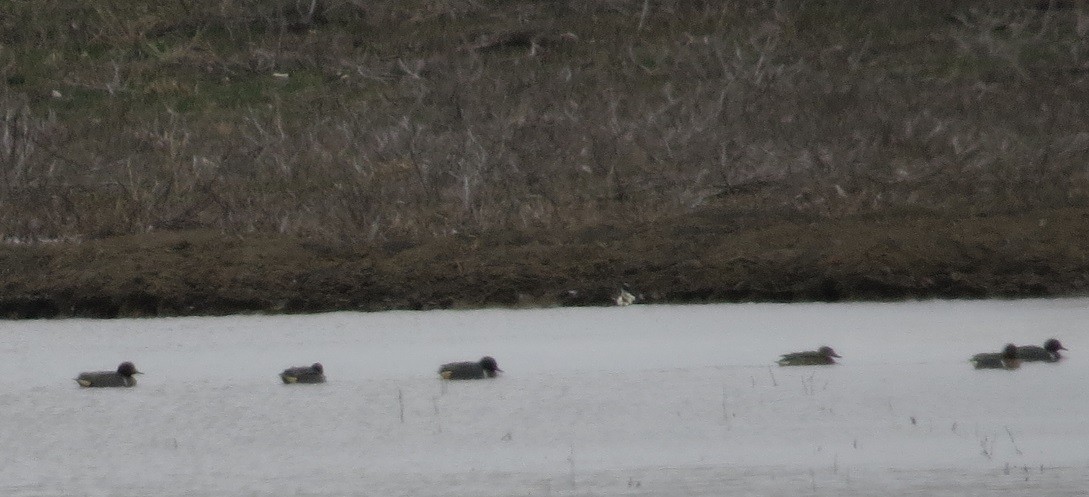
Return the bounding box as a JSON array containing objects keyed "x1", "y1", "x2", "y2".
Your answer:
[{"x1": 3, "y1": 207, "x2": 1087, "y2": 319}]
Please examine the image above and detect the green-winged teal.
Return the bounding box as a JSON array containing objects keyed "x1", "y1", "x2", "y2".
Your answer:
[
  {"x1": 971, "y1": 343, "x2": 1020, "y2": 370},
  {"x1": 1017, "y1": 338, "x2": 1067, "y2": 362},
  {"x1": 280, "y1": 363, "x2": 325, "y2": 384},
  {"x1": 439, "y1": 356, "x2": 502, "y2": 380},
  {"x1": 778, "y1": 346, "x2": 840, "y2": 366},
  {"x1": 76, "y1": 361, "x2": 142, "y2": 388}
]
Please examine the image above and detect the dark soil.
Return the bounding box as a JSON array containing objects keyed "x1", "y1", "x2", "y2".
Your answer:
[{"x1": 2, "y1": 206, "x2": 1087, "y2": 319}]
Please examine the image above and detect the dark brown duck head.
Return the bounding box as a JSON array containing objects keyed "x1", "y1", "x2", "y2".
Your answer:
[
  {"x1": 1045, "y1": 338, "x2": 1067, "y2": 354},
  {"x1": 480, "y1": 356, "x2": 502, "y2": 377},
  {"x1": 818, "y1": 346, "x2": 841, "y2": 359},
  {"x1": 117, "y1": 361, "x2": 142, "y2": 377}
]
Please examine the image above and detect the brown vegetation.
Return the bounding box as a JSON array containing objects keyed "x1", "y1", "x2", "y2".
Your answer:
[{"x1": 1, "y1": 1, "x2": 1088, "y2": 317}]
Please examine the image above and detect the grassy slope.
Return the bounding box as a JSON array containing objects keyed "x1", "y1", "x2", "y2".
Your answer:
[{"x1": 1, "y1": 0, "x2": 1088, "y2": 317}]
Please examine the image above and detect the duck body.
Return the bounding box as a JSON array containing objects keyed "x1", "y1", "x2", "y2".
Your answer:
[
  {"x1": 971, "y1": 344, "x2": 1020, "y2": 370},
  {"x1": 439, "y1": 356, "x2": 502, "y2": 380},
  {"x1": 280, "y1": 363, "x2": 326, "y2": 384},
  {"x1": 76, "y1": 362, "x2": 141, "y2": 388},
  {"x1": 778, "y1": 346, "x2": 840, "y2": 366},
  {"x1": 1017, "y1": 338, "x2": 1067, "y2": 362}
]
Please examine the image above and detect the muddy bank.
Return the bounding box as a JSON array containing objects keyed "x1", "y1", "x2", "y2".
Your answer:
[{"x1": 1, "y1": 207, "x2": 1088, "y2": 319}]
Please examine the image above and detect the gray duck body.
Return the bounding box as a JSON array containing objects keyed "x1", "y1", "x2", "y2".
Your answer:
[
  {"x1": 439, "y1": 356, "x2": 502, "y2": 380},
  {"x1": 280, "y1": 363, "x2": 326, "y2": 384},
  {"x1": 778, "y1": 346, "x2": 840, "y2": 366},
  {"x1": 971, "y1": 344, "x2": 1020, "y2": 370},
  {"x1": 76, "y1": 362, "x2": 141, "y2": 388},
  {"x1": 1016, "y1": 339, "x2": 1066, "y2": 362}
]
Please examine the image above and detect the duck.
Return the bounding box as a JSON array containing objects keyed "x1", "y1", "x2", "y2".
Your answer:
[
  {"x1": 439, "y1": 356, "x2": 502, "y2": 380},
  {"x1": 75, "y1": 361, "x2": 142, "y2": 387},
  {"x1": 777, "y1": 346, "x2": 841, "y2": 366},
  {"x1": 1017, "y1": 338, "x2": 1067, "y2": 362},
  {"x1": 971, "y1": 343, "x2": 1020, "y2": 370},
  {"x1": 280, "y1": 362, "x2": 326, "y2": 384},
  {"x1": 615, "y1": 284, "x2": 637, "y2": 306}
]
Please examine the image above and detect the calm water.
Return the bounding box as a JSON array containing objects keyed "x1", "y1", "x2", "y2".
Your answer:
[{"x1": 2, "y1": 299, "x2": 1088, "y2": 496}]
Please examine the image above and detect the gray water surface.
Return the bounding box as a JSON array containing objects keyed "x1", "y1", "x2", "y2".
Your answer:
[{"x1": 2, "y1": 299, "x2": 1088, "y2": 496}]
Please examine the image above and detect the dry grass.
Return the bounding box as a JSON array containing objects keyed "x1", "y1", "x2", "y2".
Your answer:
[{"x1": 2, "y1": 0, "x2": 1088, "y2": 246}]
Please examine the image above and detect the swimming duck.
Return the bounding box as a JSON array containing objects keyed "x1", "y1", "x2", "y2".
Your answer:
[
  {"x1": 777, "y1": 346, "x2": 841, "y2": 366},
  {"x1": 280, "y1": 363, "x2": 326, "y2": 384},
  {"x1": 1017, "y1": 338, "x2": 1067, "y2": 362},
  {"x1": 971, "y1": 343, "x2": 1020, "y2": 370},
  {"x1": 75, "y1": 361, "x2": 142, "y2": 387},
  {"x1": 439, "y1": 356, "x2": 502, "y2": 380}
]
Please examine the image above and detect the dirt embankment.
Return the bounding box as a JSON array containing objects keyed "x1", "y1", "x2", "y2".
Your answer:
[{"x1": 2, "y1": 207, "x2": 1087, "y2": 319}]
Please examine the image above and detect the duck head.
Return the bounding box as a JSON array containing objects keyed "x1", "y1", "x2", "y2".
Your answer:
[
  {"x1": 480, "y1": 356, "x2": 502, "y2": 377},
  {"x1": 117, "y1": 362, "x2": 142, "y2": 377},
  {"x1": 311, "y1": 362, "x2": 324, "y2": 374},
  {"x1": 818, "y1": 346, "x2": 841, "y2": 358},
  {"x1": 1002, "y1": 343, "x2": 1018, "y2": 360},
  {"x1": 1044, "y1": 338, "x2": 1067, "y2": 353}
]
